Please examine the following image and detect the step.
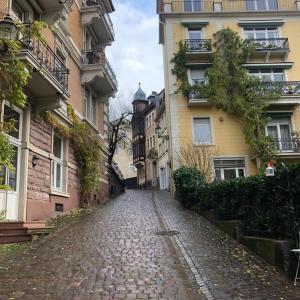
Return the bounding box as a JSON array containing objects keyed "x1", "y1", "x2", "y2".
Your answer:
[
  {"x1": 0, "y1": 222, "x2": 25, "y2": 229},
  {"x1": 24, "y1": 221, "x2": 47, "y2": 229},
  {"x1": 27, "y1": 227, "x2": 53, "y2": 235},
  {"x1": 0, "y1": 228, "x2": 28, "y2": 235},
  {"x1": 0, "y1": 233, "x2": 32, "y2": 244}
]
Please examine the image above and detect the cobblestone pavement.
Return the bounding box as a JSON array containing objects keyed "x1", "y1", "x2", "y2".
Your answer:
[
  {"x1": 0, "y1": 191, "x2": 202, "y2": 300},
  {"x1": 155, "y1": 191, "x2": 300, "y2": 300},
  {"x1": 1, "y1": 191, "x2": 300, "y2": 300}
]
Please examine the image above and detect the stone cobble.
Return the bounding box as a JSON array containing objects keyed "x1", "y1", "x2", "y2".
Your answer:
[
  {"x1": 155, "y1": 191, "x2": 300, "y2": 300},
  {"x1": 0, "y1": 191, "x2": 201, "y2": 300}
]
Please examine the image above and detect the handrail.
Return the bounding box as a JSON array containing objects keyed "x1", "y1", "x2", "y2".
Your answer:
[
  {"x1": 84, "y1": 0, "x2": 115, "y2": 37},
  {"x1": 82, "y1": 49, "x2": 117, "y2": 88},
  {"x1": 272, "y1": 138, "x2": 300, "y2": 152},
  {"x1": 20, "y1": 26, "x2": 69, "y2": 92},
  {"x1": 165, "y1": 0, "x2": 299, "y2": 13},
  {"x1": 247, "y1": 38, "x2": 289, "y2": 50},
  {"x1": 185, "y1": 39, "x2": 212, "y2": 52}
]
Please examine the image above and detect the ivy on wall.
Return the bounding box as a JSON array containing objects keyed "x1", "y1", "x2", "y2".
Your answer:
[
  {"x1": 42, "y1": 106, "x2": 103, "y2": 208},
  {"x1": 0, "y1": 21, "x2": 47, "y2": 190},
  {"x1": 171, "y1": 28, "x2": 280, "y2": 164}
]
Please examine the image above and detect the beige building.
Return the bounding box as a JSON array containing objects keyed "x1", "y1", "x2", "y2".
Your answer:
[
  {"x1": 113, "y1": 123, "x2": 137, "y2": 185},
  {"x1": 0, "y1": 0, "x2": 117, "y2": 221},
  {"x1": 157, "y1": 0, "x2": 300, "y2": 186}
]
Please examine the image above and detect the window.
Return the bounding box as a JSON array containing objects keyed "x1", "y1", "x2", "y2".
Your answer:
[
  {"x1": 129, "y1": 164, "x2": 137, "y2": 173},
  {"x1": 52, "y1": 134, "x2": 64, "y2": 191},
  {"x1": 184, "y1": 0, "x2": 202, "y2": 12},
  {"x1": 55, "y1": 203, "x2": 64, "y2": 212},
  {"x1": 266, "y1": 116, "x2": 293, "y2": 151},
  {"x1": 246, "y1": 0, "x2": 278, "y2": 11},
  {"x1": 84, "y1": 87, "x2": 97, "y2": 126},
  {"x1": 214, "y1": 158, "x2": 246, "y2": 181},
  {"x1": 244, "y1": 27, "x2": 278, "y2": 40},
  {"x1": 12, "y1": 0, "x2": 26, "y2": 22},
  {"x1": 1, "y1": 105, "x2": 22, "y2": 191},
  {"x1": 249, "y1": 69, "x2": 284, "y2": 82},
  {"x1": 190, "y1": 69, "x2": 205, "y2": 85},
  {"x1": 188, "y1": 28, "x2": 202, "y2": 40},
  {"x1": 193, "y1": 117, "x2": 212, "y2": 144}
]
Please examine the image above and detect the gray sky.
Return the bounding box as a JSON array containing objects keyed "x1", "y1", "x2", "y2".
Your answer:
[{"x1": 106, "y1": 0, "x2": 164, "y2": 107}]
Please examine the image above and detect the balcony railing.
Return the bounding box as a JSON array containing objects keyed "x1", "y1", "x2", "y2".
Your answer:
[
  {"x1": 185, "y1": 39, "x2": 212, "y2": 52},
  {"x1": 20, "y1": 31, "x2": 69, "y2": 92},
  {"x1": 247, "y1": 38, "x2": 289, "y2": 51},
  {"x1": 62, "y1": 0, "x2": 74, "y2": 13},
  {"x1": 163, "y1": 0, "x2": 300, "y2": 13},
  {"x1": 262, "y1": 81, "x2": 300, "y2": 96},
  {"x1": 272, "y1": 138, "x2": 300, "y2": 152},
  {"x1": 84, "y1": 0, "x2": 115, "y2": 37},
  {"x1": 82, "y1": 49, "x2": 117, "y2": 88}
]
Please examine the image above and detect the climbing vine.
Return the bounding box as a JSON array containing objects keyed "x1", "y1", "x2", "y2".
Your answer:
[
  {"x1": 42, "y1": 106, "x2": 103, "y2": 208},
  {"x1": 0, "y1": 21, "x2": 47, "y2": 173},
  {"x1": 171, "y1": 28, "x2": 280, "y2": 164}
]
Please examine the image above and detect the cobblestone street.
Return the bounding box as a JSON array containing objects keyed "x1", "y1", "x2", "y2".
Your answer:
[{"x1": 0, "y1": 190, "x2": 299, "y2": 300}]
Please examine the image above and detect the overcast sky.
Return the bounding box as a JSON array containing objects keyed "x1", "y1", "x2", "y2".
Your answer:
[{"x1": 106, "y1": 0, "x2": 164, "y2": 107}]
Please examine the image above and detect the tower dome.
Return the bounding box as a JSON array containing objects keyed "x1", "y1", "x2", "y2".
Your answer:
[{"x1": 133, "y1": 83, "x2": 146, "y2": 101}]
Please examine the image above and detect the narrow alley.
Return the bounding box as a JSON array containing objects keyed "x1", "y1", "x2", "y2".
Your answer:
[{"x1": 0, "y1": 191, "x2": 299, "y2": 300}]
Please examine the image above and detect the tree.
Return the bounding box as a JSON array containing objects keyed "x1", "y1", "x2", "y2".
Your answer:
[
  {"x1": 177, "y1": 143, "x2": 218, "y2": 182},
  {"x1": 171, "y1": 28, "x2": 279, "y2": 165},
  {"x1": 107, "y1": 101, "x2": 132, "y2": 166}
]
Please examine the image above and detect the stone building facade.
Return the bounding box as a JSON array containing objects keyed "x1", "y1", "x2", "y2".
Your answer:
[
  {"x1": 132, "y1": 85, "x2": 164, "y2": 188},
  {"x1": 0, "y1": 0, "x2": 117, "y2": 221}
]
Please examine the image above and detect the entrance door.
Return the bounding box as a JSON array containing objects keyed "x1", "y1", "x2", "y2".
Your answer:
[
  {"x1": 0, "y1": 146, "x2": 20, "y2": 220},
  {"x1": 0, "y1": 105, "x2": 22, "y2": 221}
]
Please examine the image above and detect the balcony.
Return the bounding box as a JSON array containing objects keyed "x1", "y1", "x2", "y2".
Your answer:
[
  {"x1": 81, "y1": 49, "x2": 117, "y2": 96},
  {"x1": 160, "y1": 0, "x2": 300, "y2": 14},
  {"x1": 35, "y1": 0, "x2": 73, "y2": 24},
  {"x1": 272, "y1": 138, "x2": 300, "y2": 155},
  {"x1": 185, "y1": 39, "x2": 213, "y2": 61},
  {"x1": 188, "y1": 90, "x2": 209, "y2": 106},
  {"x1": 248, "y1": 38, "x2": 289, "y2": 59},
  {"x1": 5, "y1": 29, "x2": 70, "y2": 114},
  {"x1": 81, "y1": 0, "x2": 115, "y2": 45}
]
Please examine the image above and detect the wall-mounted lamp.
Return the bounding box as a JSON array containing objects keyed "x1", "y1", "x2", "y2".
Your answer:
[
  {"x1": 32, "y1": 154, "x2": 40, "y2": 168},
  {"x1": 155, "y1": 125, "x2": 169, "y2": 140}
]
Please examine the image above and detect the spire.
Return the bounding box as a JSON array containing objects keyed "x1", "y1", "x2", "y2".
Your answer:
[{"x1": 134, "y1": 82, "x2": 146, "y2": 101}]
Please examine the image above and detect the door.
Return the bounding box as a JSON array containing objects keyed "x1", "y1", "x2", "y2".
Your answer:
[
  {"x1": 184, "y1": 0, "x2": 202, "y2": 12},
  {"x1": 267, "y1": 119, "x2": 292, "y2": 151},
  {"x1": 0, "y1": 105, "x2": 22, "y2": 221},
  {"x1": 0, "y1": 146, "x2": 20, "y2": 220}
]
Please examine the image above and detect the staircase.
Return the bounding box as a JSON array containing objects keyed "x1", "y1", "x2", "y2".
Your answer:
[
  {"x1": 0, "y1": 221, "x2": 53, "y2": 244},
  {"x1": 0, "y1": 222, "x2": 32, "y2": 244}
]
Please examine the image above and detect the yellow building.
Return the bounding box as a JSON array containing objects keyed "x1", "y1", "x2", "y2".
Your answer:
[{"x1": 157, "y1": 0, "x2": 300, "y2": 183}]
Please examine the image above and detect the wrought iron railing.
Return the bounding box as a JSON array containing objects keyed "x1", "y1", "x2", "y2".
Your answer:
[
  {"x1": 272, "y1": 138, "x2": 300, "y2": 152},
  {"x1": 185, "y1": 39, "x2": 212, "y2": 52},
  {"x1": 262, "y1": 81, "x2": 300, "y2": 96},
  {"x1": 247, "y1": 38, "x2": 289, "y2": 51},
  {"x1": 82, "y1": 49, "x2": 117, "y2": 88},
  {"x1": 84, "y1": 0, "x2": 115, "y2": 38},
  {"x1": 60, "y1": 0, "x2": 74, "y2": 13},
  {"x1": 105, "y1": 58, "x2": 117, "y2": 88},
  {"x1": 20, "y1": 29, "x2": 69, "y2": 92},
  {"x1": 164, "y1": 0, "x2": 299, "y2": 13}
]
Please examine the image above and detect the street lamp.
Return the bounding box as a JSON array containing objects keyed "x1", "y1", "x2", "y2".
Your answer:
[
  {"x1": 155, "y1": 125, "x2": 169, "y2": 140},
  {"x1": 0, "y1": 15, "x2": 18, "y2": 40}
]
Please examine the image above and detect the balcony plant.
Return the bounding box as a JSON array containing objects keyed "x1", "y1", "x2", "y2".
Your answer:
[
  {"x1": 171, "y1": 28, "x2": 280, "y2": 164},
  {"x1": 0, "y1": 20, "x2": 47, "y2": 171}
]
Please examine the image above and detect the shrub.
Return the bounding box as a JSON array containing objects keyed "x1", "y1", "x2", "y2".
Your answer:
[{"x1": 173, "y1": 164, "x2": 300, "y2": 245}]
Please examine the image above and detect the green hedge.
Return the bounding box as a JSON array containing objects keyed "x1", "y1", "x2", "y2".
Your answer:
[{"x1": 174, "y1": 164, "x2": 300, "y2": 245}]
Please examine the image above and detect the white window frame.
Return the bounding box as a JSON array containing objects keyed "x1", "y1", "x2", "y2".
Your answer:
[
  {"x1": 192, "y1": 117, "x2": 213, "y2": 145},
  {"x1": 249, "y1": 69, "x2": 285, "y2": 82},
  {"x1": 246, "y1": 0, "x2": 278, "y2": 11},
  {"x1": 188, "y1": 69, "x2": 206, "y2": 86},
  {"x1": 266, "y1": 116, "x2": 293, "y2": 152},
  {"x1": 213, "y1": 158, "x2": 246, "y2": 181},
  {"x1": 51, "y1": 133, "x2": 64, "y2": 192},
  {"x1": 84, "y1": 86, "x2": 98, "y2": 127},
  {"x1": 1, "y1": 103, "x2": 22, "y2": 192},
  {"x1": 187, "y1": 28, "x2": 202, "y2": 40},
  {"x1": 244, "y1": 27, "x2": 279, "y2": 40}
]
